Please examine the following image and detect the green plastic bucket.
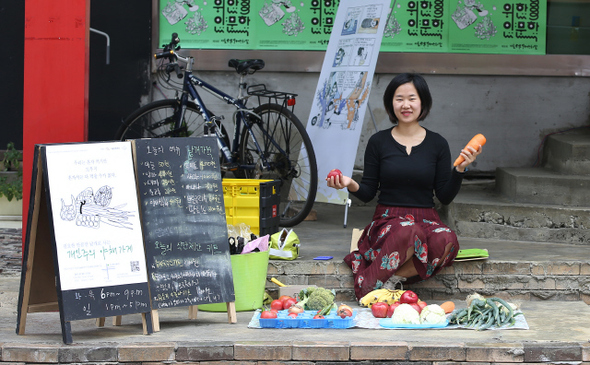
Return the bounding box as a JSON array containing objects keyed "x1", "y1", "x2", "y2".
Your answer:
[{"x1": 198, "y1": 249, "x2": 270, "y2": 312}]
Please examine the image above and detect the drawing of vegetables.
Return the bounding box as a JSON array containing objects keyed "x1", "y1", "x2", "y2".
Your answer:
[{"x1": 60, "y1": 186, "x2": 134, "y2": 229}]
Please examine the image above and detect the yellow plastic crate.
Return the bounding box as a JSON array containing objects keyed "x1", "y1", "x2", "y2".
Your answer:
[{"x1": 222, "y1": 179, "x2": 280, "y2": 236}]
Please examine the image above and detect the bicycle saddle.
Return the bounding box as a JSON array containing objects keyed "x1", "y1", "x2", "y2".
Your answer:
[{"x1": 228, "y1": 59, "x2": 265, "y2": 75}]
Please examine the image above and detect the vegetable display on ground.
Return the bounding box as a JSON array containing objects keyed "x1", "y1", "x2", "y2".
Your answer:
[{"x1": 296, "y1": 286, "x2": 336, "y2": 311}]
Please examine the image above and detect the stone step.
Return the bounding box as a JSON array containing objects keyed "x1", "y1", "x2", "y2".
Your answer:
[
  {"x1": 496, "y1": 166, "x2": 590, "y2": 206},
  {"x1": 446, "y1": 182, "x2": 590, "y2": 244},
  {"x1": 543, "y1": 128, "x2": 590, "y2": 175},
  {"x1": 266, "y1": 239, "x2": 590, "y2": 305}
]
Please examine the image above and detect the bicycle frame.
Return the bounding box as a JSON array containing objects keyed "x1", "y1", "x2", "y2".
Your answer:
[{"x1": 173, "y1": 55, "x2": 288, "y2": 174}]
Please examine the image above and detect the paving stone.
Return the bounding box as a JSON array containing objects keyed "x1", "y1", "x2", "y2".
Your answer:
[
  {"x1": 408, "y1": 342, "x2": 466, "y2": 362},
  {"x1": 0, "y1": 228, "x2": 22, "y2": 275},
  {"x1": 465, "y1": 343, "x2": 525, "y2": 363},
  {"x1": 523, "y1": 342, "x2": 582, "y2": 362},
  {"x1": 2, "y1": 343, "x2": 59, "y2": 363},
  {"x1": 117, "y1": 343, "x2": 175, "y2": 362},
  {"x1": 57, "y1": 345, "x2": 117, "y2": 362},
  {"x1": 234, "y1": 341, "x2": 292, "y2": 361},
  {"x1": 349, "y1": 341, "x2": 408, "y2": 361},
  {"x1": 175, "y1": 341, "x2": 233, "y2": 361},
  {"x1": 292, "y1": 342, "x2": 349, "y2": 362}
]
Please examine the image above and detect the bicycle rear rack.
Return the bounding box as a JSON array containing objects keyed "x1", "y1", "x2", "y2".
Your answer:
[{"x1": 247, "y1": 84, "x2": 297, "y2": 113}]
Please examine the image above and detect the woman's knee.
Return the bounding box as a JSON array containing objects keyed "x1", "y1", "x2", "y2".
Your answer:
[{"x1": 442, "y1": 241, "x2": 459, "y2": 262}]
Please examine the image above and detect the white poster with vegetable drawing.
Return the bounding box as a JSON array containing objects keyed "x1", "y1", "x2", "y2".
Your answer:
[
  {"x1": 306, "y1": 0, "x2": 390, "y2": 205},
  {"x1": 44, "y1": 142, "x2": 148, "y2": 291}
]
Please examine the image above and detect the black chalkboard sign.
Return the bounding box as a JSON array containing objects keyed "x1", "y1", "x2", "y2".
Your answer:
[
  {"x1": 17, "y1": 142, "x2": 153, "y2": 344},
  {"x1": 133, "y1": 137, "x2": 235, "y2": 310}
]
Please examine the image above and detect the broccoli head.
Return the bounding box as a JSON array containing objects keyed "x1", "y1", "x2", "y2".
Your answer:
[
  {"x1": 298, "y1": 286, "x2": 316, "y2": 301},
  {"x1": 298, "y1": 287, "x2": 335, "y2": 311}
]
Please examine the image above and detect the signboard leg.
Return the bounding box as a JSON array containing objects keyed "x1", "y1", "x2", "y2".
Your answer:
[
  {"x1": 61, "y1": 320, "x2": 73, "y2": 345},
  {"x1": 113, "y1": 316, "x2": 122, "y2": 326},
  {"x1": 151, "y1": 310, "x2": 161, "y2": 332},
  {"x1": 95, "y1": 318, "x2": 106, "y2": 327},
  {"x1": 142, "y1": 311, "x2": 154, "y2": 335},
  {"x1": 188, "y1": 305, "x2": 198, "y2": 320},
  {"x1": 226, "y1": 302, "x2": 237, "y2": 323}
]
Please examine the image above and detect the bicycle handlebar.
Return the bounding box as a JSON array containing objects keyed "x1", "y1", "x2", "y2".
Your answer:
[
  {"x1": 154, "y1": 50, "x2": 175, "y2": 60},
  {"x1": 154, "y1": 33, "x2": 191, "y2": 77},
  {"x1": 166, "y1": 63, "x2": 183, "y2": 79}
]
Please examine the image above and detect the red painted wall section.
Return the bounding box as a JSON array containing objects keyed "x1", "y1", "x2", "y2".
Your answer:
[{"x1": 23, "y1": 1, "x2": 90, "y2": 242}]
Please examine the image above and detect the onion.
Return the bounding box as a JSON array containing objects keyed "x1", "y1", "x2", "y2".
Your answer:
[{"x1": 288, "y1": 304, "x2": 304, "y2": 314}]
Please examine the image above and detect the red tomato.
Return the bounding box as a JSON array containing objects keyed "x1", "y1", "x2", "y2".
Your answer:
[
  {"x1": 260, "y1": 310, "x2": 277, "y2": 319},
  {"x1": 313, "y1": 314, "x2": 325, "y2": 319},
  {"x1": 278, "y1": 295, "x2": 292, "y2": 303},
  {"x1": 326, "y1": 169, "x2": 342, "y2": 179},
  {"x1": 371, "y1": 302, "x2": 389, "y2": 318},
  {"x1": 283, "y1": 297, "x2": 297, "y2": 310},
  {"x1": 288, "y1": 312, "x2": 298, "y2": 318},
  {"x1": 270, "y1": 299, "x2": 284, "y2": 311}
]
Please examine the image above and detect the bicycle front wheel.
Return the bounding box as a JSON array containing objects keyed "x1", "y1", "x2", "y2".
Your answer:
[
  {"x1": 116, "y1": 99, "x2": 228, "y2": 143},
  {"x1": 239, "y1": 103, "x2": 318, "y2": 227}
]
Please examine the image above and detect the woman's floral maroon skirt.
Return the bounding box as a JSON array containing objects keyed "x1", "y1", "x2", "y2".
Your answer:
[{"x1": 344, "y1": 204, "x2": 459, "y2": 299}]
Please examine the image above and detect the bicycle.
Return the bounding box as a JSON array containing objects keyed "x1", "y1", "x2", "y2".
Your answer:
[{"x1": 115, "y1": 33, "x2": 318, "y2": 227}]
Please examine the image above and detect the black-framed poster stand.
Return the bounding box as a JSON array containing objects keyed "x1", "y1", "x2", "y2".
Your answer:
[
  {"x1": 16, "y1": 138, "x2": 237, "y2": 343},
  {"x1": 16, "y1": 142, "x2": 154, "y2": 344}
]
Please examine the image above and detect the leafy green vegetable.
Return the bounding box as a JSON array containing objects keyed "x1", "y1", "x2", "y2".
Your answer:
[{"x1": 297, "y1": 286, "x2": 335, "y2": 311}]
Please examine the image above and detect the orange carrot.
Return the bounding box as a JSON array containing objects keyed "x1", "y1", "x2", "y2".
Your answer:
[{"x1": 453, "y1": 133, "x2": 487, "y2": 167}]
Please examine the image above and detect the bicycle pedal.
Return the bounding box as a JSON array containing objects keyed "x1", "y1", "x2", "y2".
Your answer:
[{"x1": 221, "y1": 163, "x2": 240, "y2": 172}]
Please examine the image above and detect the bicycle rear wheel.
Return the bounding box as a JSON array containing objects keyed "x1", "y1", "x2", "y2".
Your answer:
[
  {"x1": 239, "y1": 103, "x2": 317, "y2": 227},
  {"x1": 116, "y1": 99, "x2": 228, "y2": 143}
]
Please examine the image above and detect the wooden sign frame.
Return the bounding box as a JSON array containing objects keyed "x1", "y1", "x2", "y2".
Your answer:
[
  {"x1": 16, "y1": 143, "x2": 154, "y2": 344},
  {"x1": 16, "y1": 139, "x2": 238, "y2": 343}
]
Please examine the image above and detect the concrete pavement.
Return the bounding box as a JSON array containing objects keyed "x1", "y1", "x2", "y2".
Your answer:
[{"x1": 1, "y1": 202, "x2": 590, "y2": 363}]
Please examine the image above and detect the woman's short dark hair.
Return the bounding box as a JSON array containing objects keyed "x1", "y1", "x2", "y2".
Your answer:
[{"x1": 383, "y1": 73, "x2": 433, "y2": 124}]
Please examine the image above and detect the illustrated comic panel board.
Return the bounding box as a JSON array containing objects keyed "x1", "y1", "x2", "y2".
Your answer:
[
  {"x1": 133, "y1": 137, "x2": 235, "y2": 309},
  {"x1": 306, "y1": 0, "x2": 391, "y2": 205},
  {"x1": 43, "y1": 142, "x2": 151, "y2": 321}
]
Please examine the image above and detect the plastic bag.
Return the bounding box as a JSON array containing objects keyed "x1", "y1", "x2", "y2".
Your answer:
[
  {"x1": 241, "y1": 234, "x2": 270, "y2": 254},
  {"x1": 269, "y1": 228, "x2": 299, "y2": 260},
  {"x1": 228, "y1": 223, "x2": 258, "y2": 254}
]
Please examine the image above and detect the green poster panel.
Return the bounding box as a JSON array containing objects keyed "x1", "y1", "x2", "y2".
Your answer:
[
  {"x1": 447, "y1": 0, "x2": 546, "y2": 54},
  {"x1": 380, "y1": 0, "x2": 449, "y2": 53},
  {"x1": 157, "y1": 0, "x2": 546, "y2": 55},
  {"x1": 254, "y1": 1, "x2": 337, "y2": 50},
  {"x1": 158, "y1": 1, "x2": 337, "y2": 51},
  {"x1": 159, "y1": 1, "x2": 252, "y2": 49}
]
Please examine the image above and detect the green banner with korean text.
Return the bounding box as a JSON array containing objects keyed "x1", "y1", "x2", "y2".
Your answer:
[{"x1": 158, "y1": 0, "x2": 545, "y2": 55}]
